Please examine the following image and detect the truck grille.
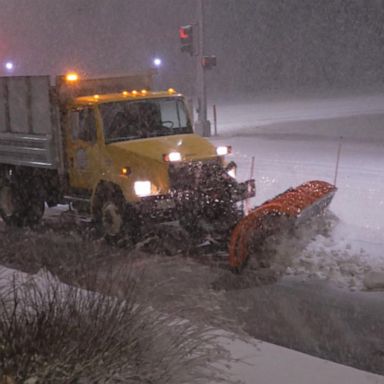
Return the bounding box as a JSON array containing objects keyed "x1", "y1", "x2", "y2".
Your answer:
[{"x1": 168, "y1": 159, "x2": 222, "y2": 191}]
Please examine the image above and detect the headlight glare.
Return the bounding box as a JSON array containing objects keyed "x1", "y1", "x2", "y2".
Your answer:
[
  {"x1": 134, "y1": 181, "x2": 151, "y2": 197},
  {"x1": 216, "y1": 146, "x2": 232, "y2": 156},
  {"x1": 163, "y1": 151, "x2": 182, "y2": 162}
]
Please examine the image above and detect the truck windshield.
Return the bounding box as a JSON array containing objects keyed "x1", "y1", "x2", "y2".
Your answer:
[{"x1": 100, "y1": 97, "x2": 193, "y2": 143}]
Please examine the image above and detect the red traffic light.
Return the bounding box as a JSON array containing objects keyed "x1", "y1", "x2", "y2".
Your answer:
[
  {"x1": 179, "y1": 25, "x2": 192, "y2": 40},
  {"x1": 179, "y1": 25, "x2": 193, "y2": 55},
  {"x1": 179, "y1": 28, "x2": 189, "y2": 39}
]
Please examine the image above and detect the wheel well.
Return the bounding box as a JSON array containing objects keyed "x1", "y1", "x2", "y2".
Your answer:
[{"x1": 0, "y1": 165, "x2": 65, "y2": 212}]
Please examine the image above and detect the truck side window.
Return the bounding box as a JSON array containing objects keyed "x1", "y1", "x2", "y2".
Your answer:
[
  {"x1": 160, "y1": 100, "x2": 187, "y2": 128},
  {"x1": 71, "y1": 108, "x2": 96, "y2": 143}
]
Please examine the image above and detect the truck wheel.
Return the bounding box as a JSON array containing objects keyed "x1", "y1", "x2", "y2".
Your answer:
[
  {"x1": 0, "y1": 180, "x2": 45, "y2": 226},
  {"x1": 23, "y1": 193, "x2": 45, "y2": 225},
  {"x1": 93, "y1": 186, "x2": 133, "y2": 244},
  {"x1": 101, "y1": 200, "x2": 124, "y2": 240},
  {"x1": 93, "y1": 184, "x2": 141, "y2": 245},
  {"x1": 0, "y1": 182, "x2": 24, "y2": 226}
]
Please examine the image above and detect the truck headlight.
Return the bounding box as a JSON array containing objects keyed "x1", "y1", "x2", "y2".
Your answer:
[
  {"x1": 216, "y1": 146, "x2": 232, "y2": 156},
  {"x1": 163, "y1": 151, "x2": 182, "y2": 162},
  {"x1": 134, "y1": 181, "x2": 151, "y2": 197}
]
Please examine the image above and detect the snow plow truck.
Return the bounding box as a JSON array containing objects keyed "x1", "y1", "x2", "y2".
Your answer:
[{"x1": 0, "y1": 72, "x2": 336, "y2": 271}]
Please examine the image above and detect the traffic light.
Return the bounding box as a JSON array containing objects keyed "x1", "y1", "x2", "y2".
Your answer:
[{"x1": 179, "y1": 25, "x2": 194, "y2": 55}]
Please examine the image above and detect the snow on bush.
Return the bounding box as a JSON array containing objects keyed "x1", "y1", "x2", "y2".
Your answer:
[{"x1": 0, "y1": 268, "x2": 235, "y2": 384}]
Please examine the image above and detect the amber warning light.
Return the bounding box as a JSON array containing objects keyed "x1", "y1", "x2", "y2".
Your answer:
[{"x1": 65, "y1": 72, "x2": 79, "y2": 82}]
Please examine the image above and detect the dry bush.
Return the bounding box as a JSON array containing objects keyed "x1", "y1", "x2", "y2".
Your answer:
[
  {"x1": 0, "y1": 225, "x2": 109, "y2": 277},
  {"x1": 0, "y1": 269, "x2": 236, "y2": 384}
]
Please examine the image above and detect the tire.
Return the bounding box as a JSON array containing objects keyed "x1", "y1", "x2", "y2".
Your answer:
[
  {"x1": 94, "y1": 185, "x2": 138, "y2": 244},
  {"x1": 24, "y1": 192, "x2": 45, "y2": 225},
  {"x1": 0, "y1": 180, "x2": 45, "y2": 227},
  {"x1": 101, "y1": 200, "x2": 124, "y2": 241},
  {"x1": 0, "y1": 182, "x2": 23, "y2": 226}
]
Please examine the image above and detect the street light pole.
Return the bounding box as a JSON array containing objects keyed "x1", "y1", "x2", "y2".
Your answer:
[{"x1": 195, "y1": 0, "x2": 211, "y2": 137}]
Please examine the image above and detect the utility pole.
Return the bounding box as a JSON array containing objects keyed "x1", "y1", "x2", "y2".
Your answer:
[
  {"x1": 179, "y1": 0, "x2": 216, "y2": 137},
  {"x1": 195, "y1": 0, "x2": 211, "y2": 137}
]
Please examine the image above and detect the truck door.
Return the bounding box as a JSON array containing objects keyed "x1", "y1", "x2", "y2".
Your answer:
[{"x1": 66, "y1": 107, "x2": 99, "y2": 191}]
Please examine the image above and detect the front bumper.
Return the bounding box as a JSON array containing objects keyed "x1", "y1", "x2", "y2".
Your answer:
[{"x1": 135, "y1": 178, "x2": 256, "y2": 222}]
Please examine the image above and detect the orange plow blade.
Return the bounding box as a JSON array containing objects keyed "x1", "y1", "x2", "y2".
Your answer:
[{"x1": 228, "y1": 180, "x2": 337, "y2": 271}]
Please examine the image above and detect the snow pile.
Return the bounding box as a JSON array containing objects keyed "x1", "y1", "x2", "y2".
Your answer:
[
  {"x1": 288, "y1": 233, "x2": 382, "y2": 290},
  {"x1": 261, "y1": 216, "x2": 384, "y2": 291}
]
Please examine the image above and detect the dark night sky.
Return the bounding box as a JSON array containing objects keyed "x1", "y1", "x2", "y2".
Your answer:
[{"x1": 0, "y1": 0, "x2": 384, "y2": 98}]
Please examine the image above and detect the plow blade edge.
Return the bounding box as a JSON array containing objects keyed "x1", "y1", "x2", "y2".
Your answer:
[{"x1": 228, "y1": 180, "x2": 337, "y2": 271}]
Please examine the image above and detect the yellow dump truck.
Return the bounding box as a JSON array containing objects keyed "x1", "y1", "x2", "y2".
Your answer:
[{"x1": 0, "y1": 72, "x2": 255, "y2": 241}]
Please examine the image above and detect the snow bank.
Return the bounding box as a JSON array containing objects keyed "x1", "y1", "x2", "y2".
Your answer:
[
  {"x1": 210, "y1": 93, "x2": 384, "y2": 139},
  {"x1": 363, "y1": 271, "x2": 384, "y2": 290},
  {"x1": 280, "y1": 220, "x2": 384, "y2": 290}
]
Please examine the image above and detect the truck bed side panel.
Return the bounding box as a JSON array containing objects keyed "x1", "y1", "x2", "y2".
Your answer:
[{"x1": 0, "y1": 76, "x2": 59, "y2": 169}]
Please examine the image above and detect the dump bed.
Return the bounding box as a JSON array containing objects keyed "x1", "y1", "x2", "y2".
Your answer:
[{"x1": 0, "y1": 76, "x2": 60, "y2": 169}]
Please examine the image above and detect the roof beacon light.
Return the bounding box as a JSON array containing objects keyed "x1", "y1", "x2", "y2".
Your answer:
[
  {"x1": 66, "y1": 72, "x2": 79, "y2": 82},
  {"x1": 168, "y1": 88, "x2": 176, "y2": 94}
]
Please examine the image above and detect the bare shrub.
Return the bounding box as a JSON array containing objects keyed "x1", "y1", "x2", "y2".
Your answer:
[{"x1": 0, "y1": 269, "x2": 235, "y2": 384}]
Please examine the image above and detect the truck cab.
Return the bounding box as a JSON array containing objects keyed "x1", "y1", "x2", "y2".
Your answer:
[{"x1": 66, "y1": 90, "x2": 208, "y2": 201}]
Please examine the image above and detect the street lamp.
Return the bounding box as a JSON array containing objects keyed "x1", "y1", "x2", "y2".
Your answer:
[
  {"x1": 153, "y1": 57, "x2": 162, "y2": 68},
  {"x1": 4, "y1": 61, "x2": 14, "y2": 73},
  {"x1": 151, "y1": 57, "x2": 163, "y2": 89}
]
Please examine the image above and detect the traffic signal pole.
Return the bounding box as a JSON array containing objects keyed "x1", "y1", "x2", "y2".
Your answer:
[
  {"x1": 194, "y1": 0, "x2": 211, "y2": 137},
  {"x1": 179, "y1": 0, "x2": 215, "y2": 137}
]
